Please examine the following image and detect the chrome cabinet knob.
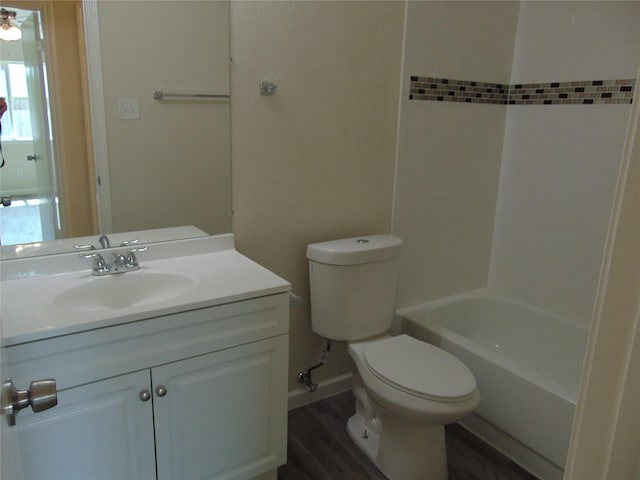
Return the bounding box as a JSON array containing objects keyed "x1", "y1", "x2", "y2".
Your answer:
[
  {"x1": 155, "y1": 386, "x2": 167, "y2": 397},
  {"x1": 139, "y1": 390, "x2": 151, "y2": 402},
  {"x1": 29, "y1": 379, "x2": 58, "y2": 413}
]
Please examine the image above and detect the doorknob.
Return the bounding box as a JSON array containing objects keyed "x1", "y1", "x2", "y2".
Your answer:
[
  {"x1": 1, "y1": 378, "x2": 58, "y2": 426},
  {"x1": 26, "y1": 154, "x2": 39, "y2": 161}
]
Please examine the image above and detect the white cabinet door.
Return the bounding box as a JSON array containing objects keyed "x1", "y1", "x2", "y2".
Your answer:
[
  {"x1": 16, "y1": 370, "x2": 156, "y2": 480},
  {"x1": 153, "y1": 336, "x2": 288, "y2": 480}
]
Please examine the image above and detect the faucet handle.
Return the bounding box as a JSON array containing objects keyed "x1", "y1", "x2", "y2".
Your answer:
[
  {"x1": 120, "y1": 238, "x2": 140, "y2": 247},
  {"x1": 126, "y1": 246, "x2": 148, "y2": 268},
  {"x1": 113, "y1": 253, "x2": 127, "y2": 268},
  {"x1": 73, "y1": 244, "x2": 96, "y2": 251},
  {"x1": 79, "y1": 253, "x2": 109, "y2": 275}
]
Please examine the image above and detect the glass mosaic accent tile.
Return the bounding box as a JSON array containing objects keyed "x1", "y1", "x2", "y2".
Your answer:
[
  {"x1": 409, "y1": 76, "x2": 635, "y2": 105},
  {"x1": 409, "y1": 77, "x2": 509, "y2": 104}
]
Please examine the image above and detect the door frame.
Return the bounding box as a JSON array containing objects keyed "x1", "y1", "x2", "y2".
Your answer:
[
  {"x1": 2, "y1": 0, "x2": 98, "y2": 239},
  {"x1": 82, "y1": 0, "x2": 111, "y2": 234},
  {"x1": 565, "y1": 65, "x2": 640, "y2": 479}
]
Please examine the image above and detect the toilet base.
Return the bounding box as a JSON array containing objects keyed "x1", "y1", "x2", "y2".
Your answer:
[
  {"x1": 347, "y1": 414, "x2": 380, "y2": 464},
  {"x1": 346, "y1": 411, "x2": 448, "y2": 480}
]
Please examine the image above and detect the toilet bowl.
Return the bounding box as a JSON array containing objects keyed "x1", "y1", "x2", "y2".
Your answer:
[
  {"x1": 306, "y1": 235, "x2": 479, "y2": 480},
  {"x1": 347, "y1": 334, "x2": 479, "y2": 480}
]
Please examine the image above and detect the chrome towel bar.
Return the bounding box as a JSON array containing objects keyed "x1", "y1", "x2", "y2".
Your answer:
[{"x1": 152, "y1": 90, "x2": 230, "y2": 100}]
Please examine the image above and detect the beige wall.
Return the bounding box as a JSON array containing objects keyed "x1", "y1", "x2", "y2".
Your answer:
[
  {"x1": 97, "y1": 1, "x2": 231, "y2": 235},
  {"x1": 48, "y1": 0, "x2": 96, "y2": 238},
  {"x1": 229, "y1": 1, "x2": 405, "y2": 390}
]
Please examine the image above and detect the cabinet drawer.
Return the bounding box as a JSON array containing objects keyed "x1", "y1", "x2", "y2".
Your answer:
[{"x1": 6, "y1": 293, "x2": 289, "y2": 390}]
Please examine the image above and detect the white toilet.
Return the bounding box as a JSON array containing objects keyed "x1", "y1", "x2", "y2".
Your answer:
[{"x1": 307, "y1": 234, "x2": 480, "y2": 480}]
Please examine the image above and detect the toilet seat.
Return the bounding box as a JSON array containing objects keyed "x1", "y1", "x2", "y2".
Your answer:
[{"x1": 363, "y1": 335, "x2": 476, "y2": 402}]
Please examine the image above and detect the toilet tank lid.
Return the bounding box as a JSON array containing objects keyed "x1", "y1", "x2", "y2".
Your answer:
[{"x1": 307, "y1": 235, "x2": 402, "y2": 265}]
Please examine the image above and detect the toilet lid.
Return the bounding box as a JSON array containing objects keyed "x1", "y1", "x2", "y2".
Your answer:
[{"x1": 364, "y1": 335, "x2": 477, "y2": 402}]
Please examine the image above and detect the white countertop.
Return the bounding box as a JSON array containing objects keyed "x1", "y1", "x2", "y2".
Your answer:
[{"x1": 1, "y1": 234, "x2": 290, "y2": 346}]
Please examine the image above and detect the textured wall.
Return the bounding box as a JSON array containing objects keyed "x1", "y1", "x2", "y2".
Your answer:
[{"x1": 229, "y1": 1, "x2": 405, "y2": 391}]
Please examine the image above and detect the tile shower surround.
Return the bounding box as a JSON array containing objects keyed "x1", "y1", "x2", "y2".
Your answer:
[{"x1": 409, "y1": 76, "x2": 635, "y2": 105}]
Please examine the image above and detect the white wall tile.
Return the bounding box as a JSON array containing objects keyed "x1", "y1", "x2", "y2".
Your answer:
[
  {"x1": 490, "y1": 102, "x2": 631, "y2": 324},
  {"x1": 396, "y1": 0, "x2": 638, "y2": 326},
  {"x1": 511, "y1": 1, "x2": 640, "y2": 83},
  {"x1": 404, "y1": 1, "x2": 519, "y2": 82},
  {"x1": 403, "y1": 1, "x2": 440, "y2": 76},
  {"x1": 394, "y1": 1, "x2": 517, "y2": 309}
]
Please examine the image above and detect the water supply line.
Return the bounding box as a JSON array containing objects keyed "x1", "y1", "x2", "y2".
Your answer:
[{"x1": 296, "y1": 340, "x2": 332, "y2": 392}]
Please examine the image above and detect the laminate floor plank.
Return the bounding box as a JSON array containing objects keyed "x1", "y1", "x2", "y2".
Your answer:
[
  {"x1": 279, "y1": 391, "x2": 537, "y2": 480},
  {"x1": 284, "y1": 401, "x2": 387, "y2": 480},
  {"x1": 445, "y1": 423, "x2": 537, "y2": 480}
]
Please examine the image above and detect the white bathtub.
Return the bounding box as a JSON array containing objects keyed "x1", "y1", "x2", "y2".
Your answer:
[{"x1": 397, "y1": 290, "x2": 588, "y2": 479}]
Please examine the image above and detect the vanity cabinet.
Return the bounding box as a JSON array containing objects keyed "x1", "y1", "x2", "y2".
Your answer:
[
  {"x1": 154, "y1": 337, "x2": 286, "y2": 480},
  {"x1": 5, "y1": 293, "x2": 289, "y2": 480}
]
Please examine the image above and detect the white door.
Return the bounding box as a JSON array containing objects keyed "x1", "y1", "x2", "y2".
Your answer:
[
  {"x1": 14, "y1": 370, "x2": 156, "y2": 480},
  {"x1": 21, "y1": 10, "x2": 59, "y2": 241},
  {"x1": 153, "y1": 336, "x2": 289, "y2": 480}
]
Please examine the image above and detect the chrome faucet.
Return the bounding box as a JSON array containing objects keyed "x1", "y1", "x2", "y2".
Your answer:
[
  {"x1": 98, "y1": 234, "x2": 111, "y2": 249},
  {"x1": 80, "y1": 246, "x2": 148, "y2": 276}
]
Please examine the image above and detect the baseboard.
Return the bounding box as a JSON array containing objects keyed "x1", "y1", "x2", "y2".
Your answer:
[{"x1": 287, "y1": 373, "x2": 352, "y2": 411}]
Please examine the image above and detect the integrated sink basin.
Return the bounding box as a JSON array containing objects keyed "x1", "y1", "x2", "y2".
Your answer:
[
  {"x1": 1, "y1": 233, "x2": 292, "y2": 346},
  {"x1": 54, "y1": 270, "x2": 199, "y2": 311}
]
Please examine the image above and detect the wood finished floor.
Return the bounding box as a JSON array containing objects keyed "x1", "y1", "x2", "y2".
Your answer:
[{"x1": 278, "y1": 391, "x2": 537, "y2": 480}]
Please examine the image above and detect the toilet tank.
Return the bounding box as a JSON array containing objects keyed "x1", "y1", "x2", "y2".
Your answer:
[{"x1": 307, "y1": 235, "x2": 402, "y2": 341}]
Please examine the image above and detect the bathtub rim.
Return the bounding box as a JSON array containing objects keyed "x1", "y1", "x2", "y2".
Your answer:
[
  {"x1": 398, "y1": 288, "x2": 590, "y2": 331},
  {"x1": 396, "y1": 288, "x2": 587, "y2": 404}
]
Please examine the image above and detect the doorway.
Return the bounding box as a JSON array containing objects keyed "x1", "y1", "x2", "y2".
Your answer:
[
  {"x1": 0, "y1": 6, "x2": 58, "y2": 244},
  {"x1": 0, "y1": 0, "x2": 96, "y2": 247}
]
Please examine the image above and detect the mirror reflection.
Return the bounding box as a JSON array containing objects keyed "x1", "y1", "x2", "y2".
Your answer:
[
  {"x1": 0, "y1": 0, "x2": 231, "y2": 256},
  {"x1": 0, "y1": 1, "x2": 94, "y2": 247}
]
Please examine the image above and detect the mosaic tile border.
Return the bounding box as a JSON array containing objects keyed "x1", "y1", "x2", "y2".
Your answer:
[
  {"x1": 409, "y1": 76, "x2": 635, "y2": 105},
  {"x1": 409, "y1": 77, "x2": 509, "y2": 104}
]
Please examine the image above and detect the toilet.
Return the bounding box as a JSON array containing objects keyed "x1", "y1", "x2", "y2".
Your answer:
[{"x1": 307, "y1": 234, "x2": 480, "y2": 480}]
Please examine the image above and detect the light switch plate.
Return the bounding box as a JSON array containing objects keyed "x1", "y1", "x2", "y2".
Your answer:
[{"x1": 117, "y1": 98, "x2": 140, "y2": 120}]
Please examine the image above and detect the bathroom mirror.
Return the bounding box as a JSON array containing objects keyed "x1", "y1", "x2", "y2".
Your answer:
[{"x1": 0, "y1": 0, "x2": 231, "y2": 257}]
